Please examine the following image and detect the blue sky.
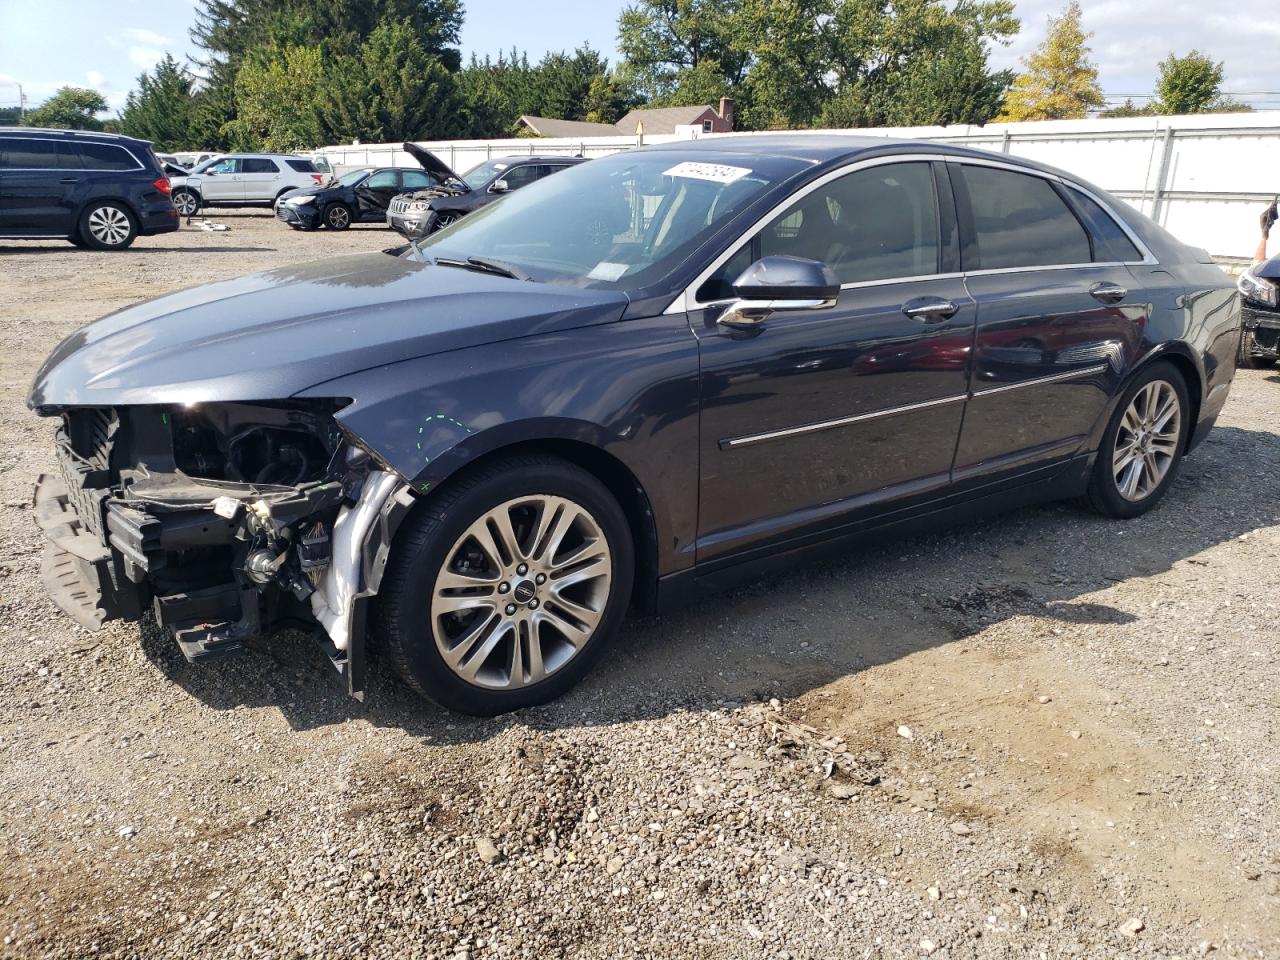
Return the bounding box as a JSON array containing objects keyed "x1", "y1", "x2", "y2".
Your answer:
[{"x1": 2, "y1": 0, "x2": 1278, "y2": 117}]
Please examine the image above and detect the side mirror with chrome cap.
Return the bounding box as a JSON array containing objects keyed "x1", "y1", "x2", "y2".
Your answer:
[
  {"x1": 719, "y1": 255, "x2": 840, "y2": 331},
  {"x1": 490, "y1": 178, "x2": 509, "y2": 193}
]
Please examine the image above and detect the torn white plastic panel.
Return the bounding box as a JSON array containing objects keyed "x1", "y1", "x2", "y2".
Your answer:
[{"x1": 310, "y1": 470, "x2": 402, "y2": 651}]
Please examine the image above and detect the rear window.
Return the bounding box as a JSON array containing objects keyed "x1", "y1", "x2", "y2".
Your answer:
[
  {"x1": 286, "y1": 158, "x2": 317, "y2": 173},
  {"x1": 957, "y1": 165, "x2": 1091, "y2": 270},
  {"x1": 73, "y1": 142, "x2": 141, "y2": 171},
  {"x1": 242, "y1": 157, "x2": 280, "y2": 174},
  {"x1": 1065, "y1": 186, "x2": 1143, "y2": 263}
]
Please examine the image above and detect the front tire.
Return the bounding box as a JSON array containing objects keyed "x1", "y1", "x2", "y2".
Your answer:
[
  {"x1": 78, "y1": 201, "x2": 137, "y2": 250},
  {"x1": 1082, "y1": 361, "x2": 1189, "y2": 518},
  {"x1": 324, "y1": 203, "x2": 352, "y2": 230},
  {"x1": 376, "y1": 456, "x2": 634, "y2": 716}
]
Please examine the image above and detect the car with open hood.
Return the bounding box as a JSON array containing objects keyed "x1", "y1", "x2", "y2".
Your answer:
[
  {"x1": 385, "y1": 143, "x2": 585, "y2": 239},
  {"x1": 1237, "y1": 254, "x2": 1280, "y2": 367},
  {"x1": 275, "y1": 158, "x2": 446, "y2": 231},
  {"x1": 28, "y1": 135, "x2": 1239, "y2": 716}
]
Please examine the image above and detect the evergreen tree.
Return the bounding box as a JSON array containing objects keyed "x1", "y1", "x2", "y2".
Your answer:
[
  {"x1": 119, "y1": 56, "x2": 199, "y2": 151},
  {"x1": 997, "y1": 1, "x2": 1103, "y2": 121},
  {"x1": 24, "y1": 87, "x2": 108, "y2": 130}
]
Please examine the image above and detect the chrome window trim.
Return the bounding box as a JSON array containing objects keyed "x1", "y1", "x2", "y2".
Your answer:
[
  {"x1": 665, "y1": 151, "x2": 1158, "y2": 316},
  {"x1": 721, "y1": 362, "x2": 1110, "y2": 449},
  {"x1": 0, "y1": 134, "x2": 145, "y2": 172}
]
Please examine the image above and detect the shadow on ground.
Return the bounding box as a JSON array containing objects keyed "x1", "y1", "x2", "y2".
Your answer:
[{"x1": 141, "y1": 424, "x2": 1280, "y2": 741}]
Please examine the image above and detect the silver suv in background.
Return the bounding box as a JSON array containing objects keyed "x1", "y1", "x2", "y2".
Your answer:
[{"x1": 170, "y1": 154, "x2": 325, "y2": 215}]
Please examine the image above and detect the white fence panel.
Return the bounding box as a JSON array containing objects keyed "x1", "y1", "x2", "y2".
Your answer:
[{"x1": 317, "y1": 112, "x2": 1280, "y2": 260}]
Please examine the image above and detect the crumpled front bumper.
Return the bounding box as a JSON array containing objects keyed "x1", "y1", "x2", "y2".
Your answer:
[
  {"x1": 385, "y1": 206, "x2": 434, "y2": 241},
  {"x1": 275, "y1": 201, "x2": 320, "y2": 228}
]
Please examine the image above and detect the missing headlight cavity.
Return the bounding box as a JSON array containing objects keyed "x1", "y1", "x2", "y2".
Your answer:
[{"x1": 170, "y1": 400, "x2": 347, "y2": 485}]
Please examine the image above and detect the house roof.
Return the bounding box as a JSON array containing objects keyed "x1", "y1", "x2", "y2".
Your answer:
[
  {"x1": 516, "y1": 116, "x2": 619, "y2": 138},
  {"x1": 614, "y1": 105, "x2": 716, "y2": 135}
]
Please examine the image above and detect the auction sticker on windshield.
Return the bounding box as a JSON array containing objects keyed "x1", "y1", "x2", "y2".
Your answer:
[{"x1": 662, "y1": 161, "x2": 752, "y2": 184}]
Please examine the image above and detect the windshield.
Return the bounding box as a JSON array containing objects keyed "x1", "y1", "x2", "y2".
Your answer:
[
  {"x1": 413, "y1": 151, "x2": 796, "y2": 292},
  {"x1": 460, "y1": 159, "x2": 508, "y2": 189},
  {"x1": 337, "y1": 168, "x2": 371, "y2": 186}
]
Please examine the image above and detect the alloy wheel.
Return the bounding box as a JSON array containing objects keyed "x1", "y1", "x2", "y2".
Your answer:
[
  {"x1": 1112, "y1": 379, "x2": 1181, "y2": 501},
  {"x1": 174, "y1": 191, "x2": 198, "y2": 216},
  {"x1": 430, "y1": 495, "x2": 613, "y2": 690},
  {"x1": 86, "y1": 206, "x2": 131, "y2": 246},
  {"x1": 434, "y1": 212, "x2": 458, "y2": 230},
  {"x1": 327, "y1": 206, "x2": 350, "y2": 228}
]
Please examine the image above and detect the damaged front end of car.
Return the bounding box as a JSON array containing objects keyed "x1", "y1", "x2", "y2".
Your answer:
[{"x1": 32, "y1": 399, "x2": 414, "y2": 698}]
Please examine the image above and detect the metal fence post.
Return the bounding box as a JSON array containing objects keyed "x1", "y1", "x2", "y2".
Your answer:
[
  {"x1": 1150, "y1": 125, "x2": 1176, "y2": 224},
  {"x1": 1001, "y1": 129, "x2": 1011, "y2": 154}
]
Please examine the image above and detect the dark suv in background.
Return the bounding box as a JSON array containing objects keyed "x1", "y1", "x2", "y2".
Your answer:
[
  {"x1": 386, "y1": 146, "x2": 585, "y2": 239},
  {"x1": 0, "y1": 128, "x2": 178, "y2": 250}
]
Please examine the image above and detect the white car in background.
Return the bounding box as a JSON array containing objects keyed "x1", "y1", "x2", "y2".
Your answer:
[{"x1": 169, "y1": 153, "x2": 326, "y2": 215}]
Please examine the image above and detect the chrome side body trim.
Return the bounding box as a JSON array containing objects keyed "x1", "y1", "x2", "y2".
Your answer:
[
  {"x1": 720, "y1": 393, "x2": 968, "y2": 449},
  {"x1": 720, "y1": 363, "x2": 1111, "y2": 449},
  {"x1": 970, "y1": 364, "x2": 1110, "y2": 398}
]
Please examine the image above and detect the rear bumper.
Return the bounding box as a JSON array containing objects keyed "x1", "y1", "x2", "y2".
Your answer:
[{"x1": 139, "y1": 206, "x2": 180, "y2": 235}]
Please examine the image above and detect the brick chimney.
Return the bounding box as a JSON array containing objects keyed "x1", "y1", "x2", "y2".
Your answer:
[{"x1": 718, "y1": 97, "x2": 735, "y2": 130}]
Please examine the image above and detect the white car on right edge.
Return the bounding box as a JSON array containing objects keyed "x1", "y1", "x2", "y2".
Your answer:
[{"x1": 170, "y1": 153, "x2": 327, "y2": 215}]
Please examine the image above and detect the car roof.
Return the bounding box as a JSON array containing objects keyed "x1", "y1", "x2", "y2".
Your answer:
[
  {"x1": 0, "y1": 126, "x2": 151, "y2": 146},
  {"x1": 631, "y1": 133, "x2": 1082, "y2": 182},
  {"x1": 493, "y1": 155, "x2": 586, "y2": 164}
]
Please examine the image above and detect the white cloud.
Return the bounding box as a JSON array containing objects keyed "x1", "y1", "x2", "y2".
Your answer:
[
  {"x1": 990, "y1": 0, "x2": 1280, "y2": 108},
  {"x1": 86, "y1": 70, "x2": 105, "y2": 87},
  {"x1": 127, "y1": 45, "x2": 166, "y2": 71}
]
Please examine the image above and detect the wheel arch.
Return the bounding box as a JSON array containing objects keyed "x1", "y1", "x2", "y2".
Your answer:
[
  {"x1": 394, "y1": 434, "x2": 660, "y2": 615},
  {"x1": 1088, "y1": 343, "x2": 1204, "y2": 454}
]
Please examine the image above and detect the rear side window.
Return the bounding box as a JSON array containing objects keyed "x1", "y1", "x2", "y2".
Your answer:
[
  {"x1": 0, "y1": 138, "x2": 66, "y2": 169},
  {"x1": 242, "y1": 157, "x2": 280, "y2": 174},
  {"x1": 1065, "y1": 186, "x2": 1143, "y2": 263},
  {"x1": 286, "y1": 158, "x2": 317, "y2": 172},
  {"x1": 760, "y1": 161, "x2": 940, "y2": 284},
  {"x1": 73, "y1": 142, "x2": 141, "y2": 170},
  {"x1": 956, "y1": 165, "x2": 1091, "y2": 270}
]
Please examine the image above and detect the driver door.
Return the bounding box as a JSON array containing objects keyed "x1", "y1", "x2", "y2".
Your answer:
[
  {"x1": 199, "y1": 157, "x2": 242, "y2": 201},
  {"x1": 693, "y1": 159, "x2": 976, "y2": 562}
]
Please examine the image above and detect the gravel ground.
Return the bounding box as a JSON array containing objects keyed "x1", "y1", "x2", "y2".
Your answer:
[{"x1": 0, "y1": 212, "x2": 1277, "y2": 959}]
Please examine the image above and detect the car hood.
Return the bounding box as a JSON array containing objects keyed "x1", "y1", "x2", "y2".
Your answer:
[
  {"x1": 29, "y1": 252, "x2": 630, "y2": 410},
  {"x1": 1254, "y1": 253, "x2": 1280, "y2": 280},
  {"x1": 402, "y1": 142, "x2": 464, "y2": 187}
]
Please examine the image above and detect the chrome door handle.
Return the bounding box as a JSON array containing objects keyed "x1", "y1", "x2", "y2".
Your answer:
[
  {"x1": 1090, "y1": 282, "x2": 1128, "y2": 304},
  {"x1": 901, "y1": 298, "x2": 957, "y2": 323}
]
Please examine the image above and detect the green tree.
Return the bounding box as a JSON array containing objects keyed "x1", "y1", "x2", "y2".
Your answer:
[
  {"x1": 24, "y1": 87, "x2": 108, "y2": 130},
  {"x1": 221, "y1": 44, "x2": 325, "y2": 150},
  {"x1": 998, "y1": 1, "x2": 1103, "y2": 121},
  {"x1": 321, "y1": 19, "x2": 467, "y2": 142},
  {"x1": 617, "y1": 0, "x2": 749, "y2": 105},
  {"x1": 1153, "y1": 50, "x2": 1250, "y2": 115},
  {"x1": 1099, "y1": 98, "x2": 1153, "y2": 118},
  {"x1": 119, "y1": 55, "x2": 199, "y2": 151},
  {"x1": 585, "y1": 70, "x2": 637, "y2": 124}
]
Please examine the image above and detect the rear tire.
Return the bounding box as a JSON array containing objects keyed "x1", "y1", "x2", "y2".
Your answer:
[
  {"x1": 1082, "y1": 361, "x2": 1189, "y2": 518},
  {"x1": 376, "y1": 455, "x2": 634, "y2": 716},
  {"x1": 324, "y1": 203, "x2": 352, "y2": 230},
  {"x1": 173, "y1": 188, "x2": 200, "y2": 217},
  {"x1": 78, "y1": 201, "x2": 138, "y2": 250}
]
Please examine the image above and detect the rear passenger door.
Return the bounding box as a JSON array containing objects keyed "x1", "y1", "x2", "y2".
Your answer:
[
  {"x1": 239, "y1": 157, "x2": 281, "y2": 200},
  {"x1": 0, "y1": 138, "x2": 81, "y2": 236},
  {"x1": 949, "y1": 161, "x2": 1150, "y2": 487}
]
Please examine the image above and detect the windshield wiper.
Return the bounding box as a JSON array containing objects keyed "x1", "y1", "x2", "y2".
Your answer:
[{"x1": 433, "y1": 255, "x2": 532, "y2": 282}]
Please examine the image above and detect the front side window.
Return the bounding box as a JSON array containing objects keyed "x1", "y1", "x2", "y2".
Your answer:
[
  {"x1": 242, "y1": 157, "x2": 279, "y2": 174},
  {"x1": 957, "y1": 165, "x2": 1091, "y2": 270},
  {"x1": 363, "y1": 170, "x2": 398, "y2": 189},
  {"x1": 759, "y1": 161, "x2": 940, "y2": 285},
  {"x1": 0, "y1": 138, "x2": 64, "y2": 169},
  {"x1": 499, "y1": 164, "x2": 540, "y2": 190},
  {"x1": 204, "y1": 158, "x2": 240, "y2": 175}
]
